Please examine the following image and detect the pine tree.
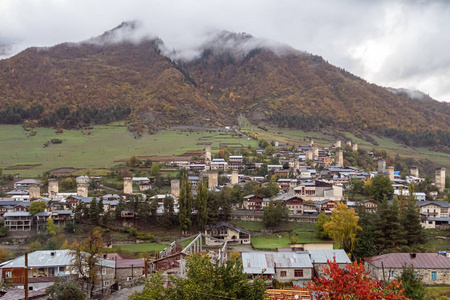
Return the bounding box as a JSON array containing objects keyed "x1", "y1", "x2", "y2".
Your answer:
[
  {"x1": 401, "y1": 187, "x2": 426, "y2": 248},
  {"x1": 178, "y1": 174, "x2": 192, "y2": 233},
  {"x1": 352, "y1": 212, "x2": 377, "y2": 260}
]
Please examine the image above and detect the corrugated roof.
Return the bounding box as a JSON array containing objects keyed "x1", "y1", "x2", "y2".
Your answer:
[
  {"x1": 4, "y1": 212, "x2": 31, "y2": 217},
  {"x1": 308, "y1": 250, "x2": 350, "y2": 264},
  {"x1": 0, "y1": 250, "x2": 115, "y2": 269},
  {"x1": 115, "y1": 258, "x2": 145, "y2": 269},
  {"x1": 365, "y1": 253, "x2": 450, "y2": 269},
  {"x1": 242, "y1": 252, "x2": 313, "y2": 275}
]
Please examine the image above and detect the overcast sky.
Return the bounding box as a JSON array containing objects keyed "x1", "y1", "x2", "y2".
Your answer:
[{"x1": 1, "y1": 0, "x2": 449, "y2": 102}]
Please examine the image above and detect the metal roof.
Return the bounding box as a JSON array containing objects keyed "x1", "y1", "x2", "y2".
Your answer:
[
  {"x1": 4, "y1": 212, "x2": 31, "y2": 217},
  {"x1": 365, "y1": 253, "x2": 450, "y2": 269},
  {"x1": 308, "y1": 249, "x2": 350, "y2": 264},
  {"x1": 0, "y1": 250, "x2": 115, "y2": 269},
  {"x1": 242, "y1": 252, "x2": 313, "y2": 275}
]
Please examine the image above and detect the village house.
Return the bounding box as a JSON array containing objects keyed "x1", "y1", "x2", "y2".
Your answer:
[
  {"x1": 283, "y1": 196, "x2": 304, "y2": 215},
  {"x1": 419, "y1": 201, "x2": 450, "y2": 229},
  {"x1": 4, "y1": 212, "x2": 33, "y2": 231},
  {"x1": 365, "y1": 253, "x2": 450, "y2": 285},
  {"x1": 308, "y1": 249, "x2": 351, "y2": 278},
  {"x1": 294, "y1": 181, "x2": 343, "y2": 202},
  {"x1": 210, "y1": 158, "x2": 228, "y2": 171},
  {"x1": 103, "y1": 254, "x2": 145, "y2": 282},
  {"x1": 242, "y1": 252, "x2": 313, "y2": 283},
  {"x1": 315, "y1": 199, "x2": 338, "y2": 215},
  {"x1": 243, "y1": 194, "x2": 263, "y2": 210},
  {"x1": 277, "y1": 179, "x2": 298, "y2": 192},
  {"x1": 0, "y1": 250, "x2": 115, "y2": 291},
  {"x1": 204, "y1": 222, "x2": 251, "y2": 245}
]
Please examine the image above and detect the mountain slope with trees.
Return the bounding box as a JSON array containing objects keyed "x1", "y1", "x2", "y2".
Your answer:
[{"x1": 0, "y1": 22, "x2": 449, "y2": 147}]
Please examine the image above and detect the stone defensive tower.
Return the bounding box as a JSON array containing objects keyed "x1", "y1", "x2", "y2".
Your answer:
[
  {"x1": 346, "y1": 141, "x2": 352, "y2": 147},
  {"x1": 378, "y1": 159, "x2": 386, "y2": 173},
  {"x1": 352, "y1": 143, "x2": 358, "y2": 152},
  {"x1": 305, "y1": 150, "x2": 313, "y2": 161},
  {"x1": 335, "y1": 140, "x2": 341, "y2": 148},
  {"x1": 48, "y1": 178, "x2": 59, "y2": 199},
  {"x1": 123, "y1": 177, "x2": 133, "y2": 195},
  {"x1": 208, "y1": 172, "x2": 218, "y2": 189},
  {"x1": 387, "y1": 166, "x2": 395, "y2": 182},
  {"x1": 312, "y1": 146, "x2": 319, "y2": 160},
  {"x1": 294, "y1": 158, "x2": 299, "y2": 170},
  {"x1": 231, "y1": 170, "x2": 239, "y2": 185},
  {"x1": 205, "y1": 145, "x2": 211, "y2": 163},
  {"x1": 310, "y1": 139, "x2": 314, "y2": 146},
  {"x1": 76, "y1": 176, "x2": 90, "y2": 197},
  {"x1": 336, "y1": 150, "x2": 343, "y2": 166},
  {"x1": 171, "y1": 179, "x2": 180, "y2": 197},
  {"x1": 410, "y1": 166, "x2": 419, "y2": 178},
  {"x1": 435, "y1": 167, "x2": 446, "y2": 192},
  {"x1": 29, "y1": 183, "x2": 41, "y2": 200}
]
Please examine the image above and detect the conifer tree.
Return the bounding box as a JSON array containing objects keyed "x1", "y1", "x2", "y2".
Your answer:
[{"x1": 196, "y1": 180, "x2": 208, "y2": 231}]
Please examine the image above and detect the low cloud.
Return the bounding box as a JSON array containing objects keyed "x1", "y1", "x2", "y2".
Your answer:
[{"x1": 0, "y1": 0, "x2": 448, "y2": 101}]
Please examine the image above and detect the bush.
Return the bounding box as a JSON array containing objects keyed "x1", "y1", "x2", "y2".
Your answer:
[
  {"x1": 0, "y1": 226, "x2": 8, "y2": 237},
  {"x1": 51, "y1": 139, "x2": 63, "y2": 144},
  {"x1": 136, "y1": 232, "x2": 156, "y2": 242}
]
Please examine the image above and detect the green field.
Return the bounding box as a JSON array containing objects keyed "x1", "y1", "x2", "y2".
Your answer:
[
  {"x1": 0, "y1": 124, "x2": 257, "y2": 177},
  {"x1": 115, "y1": 243, "x2": 169, "y2": 252},
  {"x1": 1, "y1": 122, "x2": 449, "y2": 178}
]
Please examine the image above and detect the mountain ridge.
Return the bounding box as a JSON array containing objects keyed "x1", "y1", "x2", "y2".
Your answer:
[{"x1": 0, "y1": 24, "x2": 449, "y2": 148}]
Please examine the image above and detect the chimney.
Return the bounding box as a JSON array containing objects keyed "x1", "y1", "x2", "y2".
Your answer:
[{"x1": 410, "y1": 253, "x2": 416, "y2": 259}]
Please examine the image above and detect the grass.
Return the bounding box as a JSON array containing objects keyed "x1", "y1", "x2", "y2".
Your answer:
[
  {"x1": 425, "y1": 286, "x2": 450, "y2": 298},
  {"x1": 115, "y1": 243, "x2": 169, "y2": 252},
  {"x1": 243, "y1": 221, "x2": 325, "y2": 249},
  {"x1": 0, "y1": 124, "x2": 257, "y2": 177}
]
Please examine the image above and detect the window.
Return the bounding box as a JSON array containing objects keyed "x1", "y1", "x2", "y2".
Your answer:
[
  {"x1": 104, "y1": 281, "x2": 110, "y2": 286},
  {"x1": 102, "y1": 268, "x2": 106, "y2": 275},
  {"x1": 294, "y1": 270, "x2": 303, "y2": 277},
  {"x1": 59, "y1": 266, "x2": 66, "y2": 273},
  {"x1": 389, "y1": 271, "x2": 395, "y2": 279},
  {"x1": 280, "y1": 271, "x2": 287, "y2": 277},
  {"x1": 127, "y1": 277, "x2": 133, "y2": 281},
  {"x1": 5, "y1": 271, "x2": 11, "y2": 279},
  {"x1": 431, "y1": 272, "x2": 437, "y2": 281}
]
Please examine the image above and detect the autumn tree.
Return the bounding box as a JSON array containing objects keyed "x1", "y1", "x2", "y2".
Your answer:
[
  {"x1": 29, "y1": 200, "x2": 47, "y2": 215},
  {"x1": 71, "y1": 230, "x2": 104, "y2": 298},
  {"x1": 324, "y1": 202, "x2": 361, "y2": 253},
  {"x1": 316, "y1": 212, "x2": 331, "y2": 239},
  {"x1": 47, "y1": 217, "x2": 56, "y2": 236},
  {"x1": 307, "y1": 259, "x2": 409, "y2": 300},
  {"x1": 0, "y1": 248, "x2": 9, "y2": 263}
]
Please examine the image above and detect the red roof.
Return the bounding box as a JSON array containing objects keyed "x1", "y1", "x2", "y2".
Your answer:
[{"x1": 365, "y1": 253, "x2": 450, "y2": 269}]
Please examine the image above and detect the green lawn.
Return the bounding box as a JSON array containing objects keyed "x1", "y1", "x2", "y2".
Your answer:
[
  {"x1": 115, "y1": 243, "x2": 169, "y2": 252},
  {"x1": 246, "y1": 221, "x2": 325, "y2": 249}
]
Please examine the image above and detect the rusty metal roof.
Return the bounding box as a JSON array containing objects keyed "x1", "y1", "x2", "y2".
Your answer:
[{"x1": 365, "y1": 253, "x2": 450, "y2": 269}]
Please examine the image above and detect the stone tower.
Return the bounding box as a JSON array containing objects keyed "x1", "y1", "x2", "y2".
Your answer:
[
  {"x1": 231, "y1": 170, "x2": 239, "y2": 185},
  {"x1": 310, "y1": 139, "x2": 314, "y2": 146},
  {"x1": 387, "y1": 166, "x2": 395, "y2": 182},
  {"x1": 275, "y1": 141, "x2": 279, "y2": 147},
  {"x1": 76, "y1": 176, "x2": 90, "y2": 197},
  {"x1": 123, "y1": 177, "x2": 133, "y2": 195},
  {"x1": 294, "y1": 158, "x2": 299, "y2": 170},
  {"x1": 352, "y1": 143, "x2": 358, "y2": 152},
  {"x1": 435, "y1": 167, "x2": 446, "y2": 192},
  {"x1": 378, "y1": 159, "x2": 386, "y2": 173},
  {"x1": 335, "y1": 140, "x2": 341, "y2": 148},
  {"x1": 305, "y1": 150, "x2": 313, "y2": 161},
  {"x1": 48, "y1": 178, "x2": 59, "y2": 199},
  {"x1": 346, "y1": 141, "x2": 352, "y2": 147},
  {"x1": 208, "y1": 172, "x2": 218, "y2": 189},
  {"x1": 312, "y1": 146, "x2": 319, "y2": 160},
  {"x1": 205, "y1": 145, "x2": 211, "y2": 163},
  {"x1": 336, "y1": 150, "x2": 343, "y2": 166},
  {"x1": 410, "y1": 166, "x2": 419, "y2": 178},
  {"x1": 171, "y1": 179, "x2": 180, "y2": 197},
  {"x1": 29, "y1": 183, "x2": 41, "y2": 200}
]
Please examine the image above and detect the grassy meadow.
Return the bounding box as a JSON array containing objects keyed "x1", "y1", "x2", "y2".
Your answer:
[
  {"x1": 0, "y1": 124, "x2": 257, "y2": 177},
  {"x1": 0, "y1": 122, "x2": 449, "y2": 177}
]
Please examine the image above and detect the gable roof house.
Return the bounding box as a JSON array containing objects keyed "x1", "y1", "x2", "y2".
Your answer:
[
  {"x1": 365, "y1": 253, "x2": 450, "y2": 285},
  {"x1": 204, "y1": 222, "x2": 250, "y2": 246},
  {"x1": 0, "y1": 250, "x2": 115, "y2": 291}
]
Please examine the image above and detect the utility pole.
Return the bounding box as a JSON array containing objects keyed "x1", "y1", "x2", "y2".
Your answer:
[{"x1": 24, "y1": 252, "x2": 28, "y2": 300}]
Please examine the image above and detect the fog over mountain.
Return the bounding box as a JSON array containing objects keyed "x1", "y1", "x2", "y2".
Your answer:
[{"x1": 0, "y1": 0, "x2": 449, "y2": 102}]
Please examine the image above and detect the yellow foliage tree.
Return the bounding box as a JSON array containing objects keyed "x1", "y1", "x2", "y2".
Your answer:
[{"x1": 323, "y1": 202, "x2": 361, "y2": 253}]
